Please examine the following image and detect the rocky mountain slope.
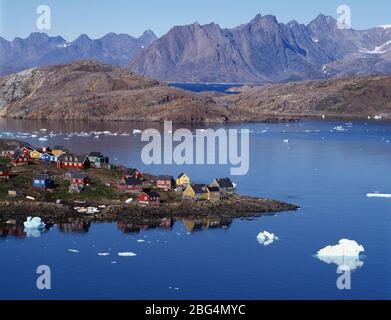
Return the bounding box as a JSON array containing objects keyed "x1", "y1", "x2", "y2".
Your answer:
[
  {"x1": 0, "y1": 60, "x2": 229, "y2": 122},
  {"x1": 129, "y1": 14, "x2": 391, "y2": 83},
  {"x1": 0, "y1": 60, "x2": 390, "y2": 122},
  {"x1": 219, "y1": 76, "x2": 391, "y2": 120},
  {"x1": 0, "y1": 31, "x2": 157, "y2": 76}
]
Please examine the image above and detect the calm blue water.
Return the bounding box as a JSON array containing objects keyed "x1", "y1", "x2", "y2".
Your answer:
[
  {"x1": 0, "y1": 119, "x2": 390, "y2": 300},
  {"x1": 170, "y1": 83, "x2": 242, "y2": 94}
]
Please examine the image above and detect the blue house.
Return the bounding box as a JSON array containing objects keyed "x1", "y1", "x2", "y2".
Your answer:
[
  {"x1": 32, "y1": 173, "x2": 55, "y2": 190},
  {"x1": 40, "y1": 153, "x2": 57, "y2": 162}
]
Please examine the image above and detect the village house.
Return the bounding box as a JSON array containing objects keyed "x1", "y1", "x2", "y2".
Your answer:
[
  {"x1": 183, "y1": 184, "x2": 208, "y2": 201},
  {"x1": 66, "y1": 171, "x2": 89, "y2": 186},
  {"x1": 52, "y1": 146, "x2": 68, "y2": 157},
  {"x1": 57, "y1": 154, "x2": 90, "y2": 169},
  {"x1": 88, "y1": 152, "x2": 109, "y2": 168},
  {"x1": 29, "y1": 149, "x2": 43, "y2": 160},
  {"x1": 123, "y1": 168, "x2": 144, "y2": 180},
  {"x1": 206, "y1": 186, "x2": 222, "y2": 202},
  {"x1": 32, "y1": 173, "x2": 54, "y2": 190},
  {"x1": 1, "y1": 148, "x2": 17, "y2": 158},
  {"x1": 20, "y1": 146, "x2": 33, "y2": 157},
  {"x1": 118, "y1": 178, "x2": 143, "y2": 194},
  {"x1": 11, "y1": 150, "x2": 29, "y2": 166},
  {"x1": 157, "y1": 175, "x2": 176, "y2": 190},
  {"x1": 0, "y1": 164, "x2": 10, "y2": 180},
  {"x1": 40, "y1": 152, "x2": 57, "y2": 162},
  {"x1": 211, "y1": 178, "x2": 236, "y2": 194},
  {"x1": 138, "y1": 191, "x2": 160, "y2": 206},
  {"x1": 176, "y1": 173, "x2": 190, "y2": 188}
]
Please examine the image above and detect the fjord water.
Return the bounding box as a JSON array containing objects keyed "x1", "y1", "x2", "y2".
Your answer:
[{"x1": 0, "y1": 119, "x2": 390, "y2": 300}]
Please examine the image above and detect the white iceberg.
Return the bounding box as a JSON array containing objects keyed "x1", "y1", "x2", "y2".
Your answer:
[
  {"x1": 367, "y1": 193, "x2": 391, "y2": 199},
  {"x1": 317, "y1": 239, "x2": 365, "y2": 258},
  {"x1": 317, "y1": 255, "x2": 364, "y2": 271},
  {"x1": 98, "y1": 253, "x2": 110, "y2": 256},
  {"x1": 24, "y1": 217, "x2": 46, "y2": 230},
  {"x1": 24, "y1": 228, "x2": 43, "y2": 238},
  {"x1": 118, "y1": 252, "x2": 137, "y2": 257},
  {"x1": 257, "y1": 231, "x2": 279, "y2": 246},
  {"x1": 68, "y1": 249, "x2": 80, "y2": 253}
]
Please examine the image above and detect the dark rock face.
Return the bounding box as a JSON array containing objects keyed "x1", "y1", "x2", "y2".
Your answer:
[
  {"x1": 129, "y1": 14, "x2": 391, "y2": 83},
  {"x1": 0, "y1": 31, "x2": 157, "y2": 75}
]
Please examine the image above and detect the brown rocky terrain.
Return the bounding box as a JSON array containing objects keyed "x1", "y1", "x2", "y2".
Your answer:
[
  {"x1": 0, "y1": 60, "x2": 391, "y2": 122},
  {"x1": 0, "y1": 60, "x2": 229, "y2": 123},
  {"x1": 218, "y1": 75, "x2": 391, "y2": 121}
]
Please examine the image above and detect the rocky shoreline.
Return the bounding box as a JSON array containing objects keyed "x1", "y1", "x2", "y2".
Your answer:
[{"x1": 0, "y1": 195, "x2": 299, "y2": 225}]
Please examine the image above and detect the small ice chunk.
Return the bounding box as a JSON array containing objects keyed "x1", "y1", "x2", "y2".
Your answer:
[
  {"x1": 257, "y1": 231, "x2": 279, "y2": 246},
  {"x1": 68, "y1": 249, "x2": 80, "y2": 253},
  {"x1": 137, "y1": 240, "x2": 145, "y2": 243},
  {"x1": 317, "y1": 239, "x2": 365, "y2": 257},
  {"x1": 98, "y1": 253, "x2": 110, "y2": 256},
  {"x1": 24, "y1": 217, "x2": 45, "y2": 230},
  {"x1": 118, "y1": 252, "x2": 137, "y2": 257}
]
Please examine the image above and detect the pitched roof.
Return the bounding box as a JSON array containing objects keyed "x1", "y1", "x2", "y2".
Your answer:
[
  {"x1": 58, "y1": 153, "x2": 89, "y2": 163},
  {"x1": 0, "y1": 164, "x2": 9, "y2": 172},
  {"x1": 207, "y1": 186, "x2": 220, "y2": 193},
  {"x1": 192, "y1": 184, "x2": 208, "y2": 194},
  {"x1": 12, "y1": 150, "x2": 24, "y2": 160},
  {"x1": 124, "y1": 178, "x2": 142, "y2": 186},
  {"x1": 215, "y1": 178, "x2": 234, "y2": 188},
  {"x1": 158, "y1": 175, "x2": 174, "y2": 181},
  {"x1": 145, "y1": 191, "x2": 160, "y2": 198},
  {"x1": 125, "y1": 168, "x2": 141, "y2": 176},
  {"x1": 89, "y1": 152, "x2": 104, "y2": 158},
  {"x1": 69, "y1": 172, "x2": 88, "y2": 179},
  {"x1": 33, "y1": 173, "x2": 52, "y2": 181}
]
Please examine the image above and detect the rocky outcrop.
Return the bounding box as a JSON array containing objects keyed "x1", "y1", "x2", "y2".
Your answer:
[{"x1": 0, "y1": 60, "x2": 229, "y2": 123}]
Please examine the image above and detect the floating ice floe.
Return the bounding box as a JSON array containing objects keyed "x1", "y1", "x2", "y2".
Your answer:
[
  {"x1": 283, "y1": 139, "x2": 290, "y2": 143},
  {"x1": 316, "y1": 239, "x2": 364, "y2": 258},
  {"x1": 317, "y1": 255, "x2": 364, "y2": 270},
  {"x1": 333, "y1": 126, "x2": 347, "y2": 132},
  {"x1": 68, "y1": 249, "x2": 80, "y2": 253},
  {"x1": 367, "y1": 192, "x2": 391, "y2": 199},
  {"x1": 98, "y1": 253, "x2": 110, "y2": 256},
  {"x1": 25, "y1": 228, "x2": 43, "y2": 238},
  {"x1": 118, "y1": 252, "x2": 137, "y2": 257},
  {"x1": 38, "y1": 137, "x2": 48, "y2": 142},
  {"x1": 257, "y1": 231, "x2": 279, "y2": 246},
  {"x1": 24, "y1": 217, "x2": 45, "y2": 230},
  {"x1": 137, "y1": 240, "x2": 146, "y2": 243}
]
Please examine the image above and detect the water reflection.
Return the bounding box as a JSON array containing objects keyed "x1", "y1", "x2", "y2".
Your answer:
[
  {"x1": 57, "y1": 221, "x2": 91, "y2": 233},
  {"x1": 0, "y1": 216, "x2": 233, "y2": 239},
  {"x1": 317, "y1": 255, "x2": 365, "y2": 271}
]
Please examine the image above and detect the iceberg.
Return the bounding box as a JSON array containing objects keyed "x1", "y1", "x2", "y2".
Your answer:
[
  {"x1": 24, "y1": 228, "x2": 43, "y2": 238},
  {"x1": 118, "y1": 252, "x2": 137, "y2": 257},
  {"x1": 317, "y1": 239, "x2": 365, "y2": 258},
  {"x1": 68, "y1": 249, "x2": 80, "y2": 253},
  {"x1": 367, "y1": 193, "x2": 391, "y2": 199},
  {"x1": 317, "y1": 255, "x2": 364, "y2": 271},
  {"x1": 257, "y1": 231, "x2": 279, "y2": 246},
  {"x1": 98, "y1": 253, "x2": 110, "y2": 256},
  {"x1": 23, "y1": 217, "x2": 46, "y2": 230}
]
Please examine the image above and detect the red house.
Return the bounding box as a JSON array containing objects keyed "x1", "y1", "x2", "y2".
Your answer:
[
  {"x1": 157, "y1": 175, "x2": 175, "y2": 190},
  {"x1": 11, "y1": 150, "x2": 29, "y2": 166},
  {"x1": 0, "y1": 164, "x2": 10, "y2": 179},
  {"x1": 123, "y1": 168, "x2": 144, "y2": 180},
  {"x1": 20, "y1": 146, "x2": 33, "y2": 157},
  {"x1": 117, "y1": 178, "x2": 143, "y2": 194},
  {"x1": 138, "y1": 191, "x2": 160, "y2": 205},
  {"x1": 67, "y1": 172, "x2": 89, "y2": 186},
  {"x1": 57, "y1": 154, "x2": 90, "y2": 169}
]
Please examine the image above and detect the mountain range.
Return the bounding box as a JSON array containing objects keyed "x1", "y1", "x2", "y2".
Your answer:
[
  {"x1": 1, "y1": 14, "x2": 391, "y2": 83},
  {"x1": 0, "y1": 30, "x2": 157, "y2": 76}
]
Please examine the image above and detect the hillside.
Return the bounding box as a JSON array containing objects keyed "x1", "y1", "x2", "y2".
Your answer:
[{"x1": 0, "y1": 60, "x2": 229, "y2": 123}]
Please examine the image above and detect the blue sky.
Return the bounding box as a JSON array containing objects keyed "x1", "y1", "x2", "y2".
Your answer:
[{"x1": 1, "y1": 0, "x2": 390, "y2": 40}]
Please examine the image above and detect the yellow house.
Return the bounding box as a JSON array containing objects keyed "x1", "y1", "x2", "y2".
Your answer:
[
  {"x1": 30, "y1": 149, "x2": 43, "y2": 159},
  {"x1": 176, "y1": 173, "x2": 190, "y2": 187},
  {"x1": 52, "y1": 146, "x2": 68, "y2": 157},
  {"x1": 183, "y1": 184, "x2": 208, "y2": 200}
]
